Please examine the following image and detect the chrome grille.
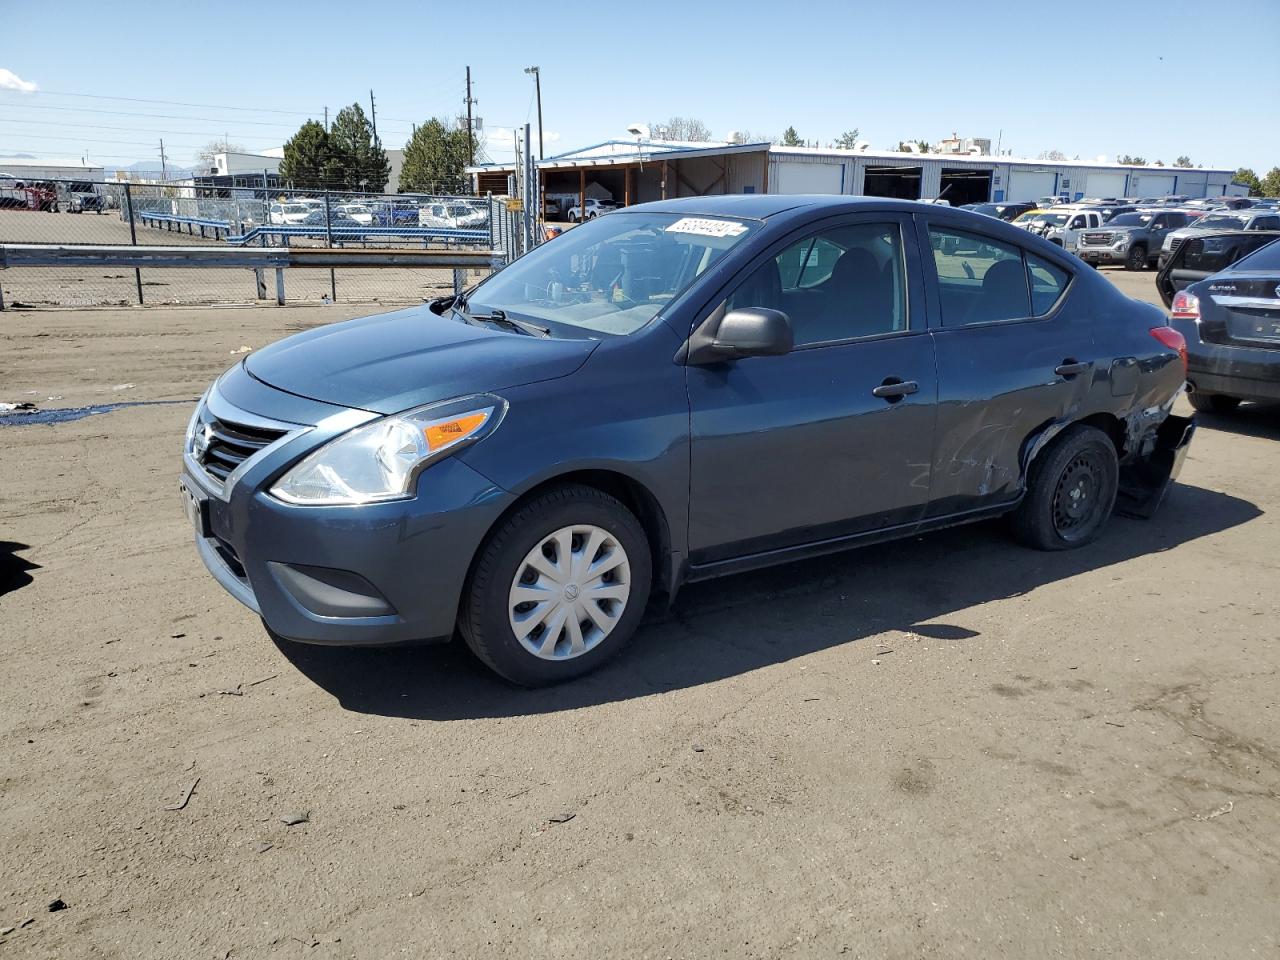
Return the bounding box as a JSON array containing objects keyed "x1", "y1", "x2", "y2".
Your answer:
[
  {"x1": 1080, "y1": 232, "x2": 1115, "y2": 246},
  {"x1": 193, "y1": 410, "x2": 286, "y2": 484}
]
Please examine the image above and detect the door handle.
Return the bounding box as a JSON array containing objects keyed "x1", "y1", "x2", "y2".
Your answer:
[
  {"x1": 872, "y1": 378, "x2": 919, "y2": 401},
  {"x1": 1054, "y1": 360, "x2": 1090, "y2": 378}
]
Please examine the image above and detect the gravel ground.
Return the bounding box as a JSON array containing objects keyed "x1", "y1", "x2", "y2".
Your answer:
[{"x1": 1, "y1": 274, "x2": 1278, "y2": 959}]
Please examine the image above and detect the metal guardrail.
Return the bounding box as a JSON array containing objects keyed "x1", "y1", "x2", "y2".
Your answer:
[
  {"x1": 225, "y1": 225, "x2": 490, "y2": 247},
  {"x1": 0, "y1": 243, "x2": 504, "y2": 309}
]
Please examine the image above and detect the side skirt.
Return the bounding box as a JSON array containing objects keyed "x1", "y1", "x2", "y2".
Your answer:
[{"x1": 682, "y1": 500, "x2": 1021, "y2": 585}]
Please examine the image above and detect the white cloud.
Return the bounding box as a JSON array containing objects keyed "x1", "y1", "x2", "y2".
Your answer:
[{"x1": 0, "y1": 68, "x2": 38, "y2": 93}]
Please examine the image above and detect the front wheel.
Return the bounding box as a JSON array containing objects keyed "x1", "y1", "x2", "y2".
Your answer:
[
  {"x1": 567, "y1": 212, "x2": 578, "y2": 223},
  {"x1": 1125, "y1": 244, "x2": 1147, "y2": 271},
  {"x1": 1010, "y1": 424, "x2": 1119, "y2": 551},
  {"x1": 1188, "y1": 392, "x2": 1241, "y2": 414},
  {"x1": 461, "y1": 484, "x2": 652, "y2": 686}
]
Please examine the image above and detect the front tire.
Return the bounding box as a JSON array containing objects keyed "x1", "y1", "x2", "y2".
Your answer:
[
  {"x1": 1125, "y1": 244, "x2": 1147, "y2": 271},
  {"x1": 1188, "y1": 392, "x2": 1241, "y2": 414},
  {"x1": 461, "y1": 484, "x2": 652, "y2": 686},
  {"x1": 1011, "y1": 424, "x2": 1119, "y2": 551}
]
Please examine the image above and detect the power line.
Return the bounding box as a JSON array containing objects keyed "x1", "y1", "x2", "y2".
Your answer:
[
  {"x1": 0, "y1": 116, "x2": 284, "y2": 139},
  {"x1": 0, "y1": 101, "x2": 309, "y2": 128}
]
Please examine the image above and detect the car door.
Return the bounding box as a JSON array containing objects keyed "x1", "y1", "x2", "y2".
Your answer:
[
  {"x1": 920, "y1": 219, "x2": 1090, "y2": 517},
  {"x1": 685, "y1": 213, "x2": 937, "y2": 565}
]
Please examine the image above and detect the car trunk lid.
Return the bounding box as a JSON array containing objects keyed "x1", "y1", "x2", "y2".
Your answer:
[{"x1": 1202, "y1": 273, "x2": 1280, "y2": 350}]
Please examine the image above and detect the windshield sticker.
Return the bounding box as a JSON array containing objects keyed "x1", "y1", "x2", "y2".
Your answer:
[{"x1": 664, "y1": 217, "x2": 748, "y2": 238}]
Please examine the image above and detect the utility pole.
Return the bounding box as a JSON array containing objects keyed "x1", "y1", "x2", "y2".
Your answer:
[
  {"x1": 524, "y1": 66, "x2": 543, "y2": 160},
  {"x1": 465, "y1": 66, "x2": 477, "y2": 165},
  {"x1": 369, "y1": 89, "x2": 378, "y2": 145},
  {"x1": 158, "y1": 138, "x2": 168, "y2": 180},
  {"x1": 324, "y1": 106, "x2": 329, "y2": 132}
]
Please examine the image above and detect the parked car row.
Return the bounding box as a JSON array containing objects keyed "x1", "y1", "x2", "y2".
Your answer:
[{"x1": 266, "y1": 196, "x2": 488, "y2": 230}]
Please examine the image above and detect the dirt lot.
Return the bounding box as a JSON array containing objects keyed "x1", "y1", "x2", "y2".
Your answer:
[{"x1": 1, "y1": 274, "x2": 1278, "y2": 959}]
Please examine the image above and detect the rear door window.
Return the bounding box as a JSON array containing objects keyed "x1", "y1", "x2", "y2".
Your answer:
[
  {"x1": 1026, "y1": 254, "x2": 1070, "y2": 316},
  {"x1": 928, "y1": 226, "x2": 1032, "y2": 326}
]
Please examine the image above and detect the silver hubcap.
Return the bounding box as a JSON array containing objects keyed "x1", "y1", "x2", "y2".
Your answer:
[{"x1": 508, "y1": 524, "x2": 631, "y2": 661}]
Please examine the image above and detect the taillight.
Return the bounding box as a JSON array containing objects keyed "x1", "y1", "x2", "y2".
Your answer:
[
  {"x1": 1171, "y1": 290, "x2": 1200, "y2": 320},
  {"x1": 1150, "y1": 325, "x2": 1188, "y2": 375}
]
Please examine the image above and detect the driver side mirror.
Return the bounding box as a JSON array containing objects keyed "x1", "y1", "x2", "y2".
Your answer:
[{"x1": 683, "y1": 307, "x2": 794, "y2": 365}]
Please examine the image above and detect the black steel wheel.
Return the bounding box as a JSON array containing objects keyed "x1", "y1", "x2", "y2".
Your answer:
[{"x1": 1010, "y1": 424, "x2": 1119, "y2": 551}]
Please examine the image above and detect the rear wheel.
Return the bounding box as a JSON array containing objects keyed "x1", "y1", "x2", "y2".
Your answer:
[
  {"x1": 1125, "y1": 244, "x2": 1147, "y2": 271},
  {"x1": 1188, "y1": 392, "x2": 1241, "y2": 414},
  {"x1": 461, "y1": 484, "x2": 652, "y2": 686},
  {"x1": 1011, "y1": 424, "x2": 1119, "y2": 551}
]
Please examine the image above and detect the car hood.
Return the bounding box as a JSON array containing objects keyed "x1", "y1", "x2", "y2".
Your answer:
[{"x1": 245, "y1": 304, "x2": 598, "y2": 415}]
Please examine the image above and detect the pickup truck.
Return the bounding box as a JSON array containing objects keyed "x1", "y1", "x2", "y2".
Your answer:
[
  {"x1": 1075, "y1": 210, "x2": 1197, "y2": 270},
  {"x1": 1011, "y1": 206, "x2": 1105, "y2": 250}
]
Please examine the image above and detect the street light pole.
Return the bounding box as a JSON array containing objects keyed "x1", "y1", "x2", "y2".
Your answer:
[{"x1": 524, "y1": 66, "x2": 544, "y2": 160}]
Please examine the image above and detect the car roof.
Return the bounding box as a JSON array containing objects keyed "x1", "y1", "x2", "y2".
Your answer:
[{"x1": 628, "y1": 194, "x2": 907, "y2": 219}]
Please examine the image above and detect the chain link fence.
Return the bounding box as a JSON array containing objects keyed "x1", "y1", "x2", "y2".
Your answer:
[{"x1": 1, "y1": 177, "x2": 506, "y2": 307}]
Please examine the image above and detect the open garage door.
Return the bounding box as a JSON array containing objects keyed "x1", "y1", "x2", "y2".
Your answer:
[
  {"x1": 1132, "y1": 172, "x2": 1176, "y2": 197},
  {"x1": 1006, "y1": 169, "x2": 1057, "y2": 202},
  {"x1": 1085, "y1": 171, "x2": 1128, "y2": 198},
  {"x1": 863, "y1": 165, "x2": 922, "y2": 200},
  {"x1": 939, "y1": 167, "x2": 993, "y2": 206}
]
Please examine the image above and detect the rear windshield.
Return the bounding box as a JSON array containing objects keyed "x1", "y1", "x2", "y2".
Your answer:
[{"x1": 1232, "y1": 238, "x2": 1280, "y2": 271}]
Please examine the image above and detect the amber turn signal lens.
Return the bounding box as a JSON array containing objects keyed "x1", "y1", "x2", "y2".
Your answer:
[{"x1": 423, "y1": 411, "x2": 488, "y2": 451}]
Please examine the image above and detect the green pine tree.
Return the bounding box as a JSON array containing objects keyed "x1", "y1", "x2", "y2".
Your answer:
[
  {"x1": 781, "y1": 126, "x2": 803, "y2": 147},
  {"x1": 278, "y1": 121, "x2": 338, "y2": 190},
  {"x1": 329, "y1": 103, "x2": 390, "y2": 193},
  {"x1": 398, "y1": 118, "x2": 474, "y2": 194}
]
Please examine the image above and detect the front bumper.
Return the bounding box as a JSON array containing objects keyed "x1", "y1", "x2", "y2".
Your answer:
[
  {"x1": 182, "y1": 377, "x2": 515, "y2": 646},
  {"x1": 1172, "y1": 318, "x2": 1280, "y2": 403},
  {"x1": 1078, "y1": 246, "x2": 1127, "y2": 264}
]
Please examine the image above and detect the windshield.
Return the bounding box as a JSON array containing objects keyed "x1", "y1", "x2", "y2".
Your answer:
[
  {"x1": 464, "y1": 211, "x2": 759, "y2": 336},
  {"x1": 969, "y1": 204, "x2": 998, "y2": 215},
  {"x1": 1196, "y1": 216, "x2": 1247, "y2": 230},
  {"x1": 1108, "y1": 213, "x2": 1153, "y2": 226},
  {"x1": 283, "y1": 204, "x2": 308, "y2": 214}
]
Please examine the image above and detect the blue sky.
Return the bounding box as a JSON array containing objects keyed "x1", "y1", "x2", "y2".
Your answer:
[{"x1": 2, "y1": 0, "x2": 1278, "y2": 173}]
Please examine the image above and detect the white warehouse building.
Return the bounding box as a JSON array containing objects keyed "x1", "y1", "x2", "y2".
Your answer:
[{"x1": 471, "y1": 140, "x2": 1244, "y2": 208}]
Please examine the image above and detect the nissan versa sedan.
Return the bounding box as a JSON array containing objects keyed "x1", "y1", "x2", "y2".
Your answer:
[{"x1": 182, "y1": 196, "x2": 1194, "y2": 685}]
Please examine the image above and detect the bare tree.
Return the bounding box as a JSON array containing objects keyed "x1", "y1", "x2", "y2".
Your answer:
[
  {"x1": 194, "y1": 138, "x2": 246, "y2": 167},
  {"x1": 1037, "y1": 149, "x2": 1067, "y2": 161},
  {"x1": 649, "y1": 117, "x2": 711, "y2": 142}
]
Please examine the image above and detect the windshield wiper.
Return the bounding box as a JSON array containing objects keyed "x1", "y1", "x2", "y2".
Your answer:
[{"x1": 465, "y1": 306, "x2": 550, "y2": 338}]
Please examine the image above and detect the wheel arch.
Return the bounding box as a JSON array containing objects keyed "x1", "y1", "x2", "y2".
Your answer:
[
  {"x1": 470, "y1": 468, "x2": 677, "y2": 599},
  {"x1": 1020, "y1": 411, "x2": 1127, "y2": 486}
]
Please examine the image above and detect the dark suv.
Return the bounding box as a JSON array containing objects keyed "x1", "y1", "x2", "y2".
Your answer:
[{"x1": 183, "y1": 196, "x2": 1194, "y2": 685}]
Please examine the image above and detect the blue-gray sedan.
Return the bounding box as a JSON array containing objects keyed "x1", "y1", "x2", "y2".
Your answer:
[{"x1": 182, "y1": 196, "x2": 1193, "y2": 685}]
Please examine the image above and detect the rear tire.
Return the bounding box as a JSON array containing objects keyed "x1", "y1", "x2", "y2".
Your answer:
[
  {"x1": 1188, "y1": 392, "x2": 1241, "y2": 414},
  {"x1": 1125, "y1": 244, "x2": 1147, "y2": 271},
  {"x1": 461, "y1": 484, "x2": 652, "y2": 686},
  {"x1": 1011, "y1": 424, "x2": 1119, "y2": 551}
]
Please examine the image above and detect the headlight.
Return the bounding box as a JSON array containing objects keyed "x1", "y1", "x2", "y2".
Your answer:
[
  {"x1": 1115, "y1": 238, "x2": 1129, "y2": 251},
  {"x1": 270, "y1": 394, "x2": 506, "y2": 506}
]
